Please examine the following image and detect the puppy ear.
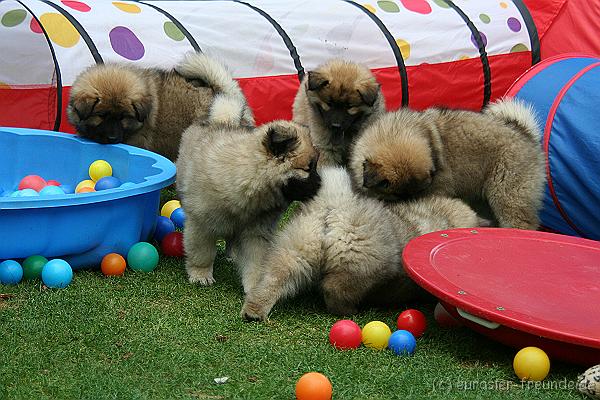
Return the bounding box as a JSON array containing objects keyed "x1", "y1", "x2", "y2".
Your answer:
[
  {"x1": 307, "y1": 71, "x2": 329, "y2": 91},
  {"x1": 362, "y1": 159, "x2": 387, "y2": 188},
  {"x1": 357, "y1": 84, "x2": 379, "y2": 107},
  {"x1": 70, "y1": 96, "x2": 99, "y2": 120},
  {"x1": 132, "y1": 96, "x2": 153, "y2": 122},
  {"x1": 264, "y1": 127, "x2": 299, "y2": 157}
]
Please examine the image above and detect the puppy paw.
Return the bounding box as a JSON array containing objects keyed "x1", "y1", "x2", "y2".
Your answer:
[
  {"x1": 240, "y1": 302, "x2": 268, "y2": 322},
  {"x1": 187, "y1": 268, "x2": 216, "y2": 285}
]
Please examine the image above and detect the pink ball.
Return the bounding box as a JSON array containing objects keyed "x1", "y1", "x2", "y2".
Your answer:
[
  {"x1": 18, "y1": 175, "x2": 47, "y2": 192},
  {"x1": 329, "y1": 320, "x2": 362, "y2": 350},
  {"x1": 46, "y1": 180, "x2": 61, "y2": 186}
]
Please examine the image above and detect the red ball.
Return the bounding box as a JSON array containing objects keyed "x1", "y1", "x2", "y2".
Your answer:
[
  {"x1": 434, "y1": 302, "x2": 462, "y2": 328},
  {"x1": 396, "y1": 309, "x2": 427, "y2": 338},
  {"x1": 161, "y1": 231, "x2": 184, "y2": 257},
  {"x1": 18, "y1": 175, "x2": 47, "y2": 192},
  {"x1": 328, "y1": 319, "x2": 362, "y2": 350},
  {"x1": 46, "y1": 180, "x2": 61, "y2": 186}
]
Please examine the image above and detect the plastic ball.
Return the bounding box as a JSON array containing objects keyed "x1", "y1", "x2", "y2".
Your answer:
[
  {"x1": 513, "y1": 347, "x2": 550, "y2": 381},
  {"x1": 170, "y1": 207, "x2": 186, "y2": 229},
  {"x1": 95, "y1": 176, "x2": 122, "y2": 191},
  {"x1": 78, "y1": 187, "x2": 95, "y2": 194},
  {"x1": 19, "y1": 188, "x2": 39, "y2": 197},
  {"x1": 295, "y1": 372, "x2": 333, "y2": 400},
  {"x1": 39, "y1": 185, "x2": 65, "y2": 196},
  {"x1": 329, "y1": 320, "x2": 362, "y2": 350},
  {"x1": 388, "y1": 330, "x2": 417, "y2": 356},
  {"x1": 361, "y1": 321, "x2": 392, "y2": 350},
  {"x1": 89, "y1": 160, "x2": 112, "y2": 182},
  {"x1": 41, "y1": 259, "x2": 73, "y2": 288},
  {"x1": 22, "y1": 255, "x2": 48, "y2": 280},
  {"x1": 127, "y1": 242, "x2": 159, "y2": 272},
  {"x1": 154, "y1": 216, "x2": 175, "y2": 243},
  {"x1": 18, "y1": 175, "x2": 47, "y2": 192},
  {"x1": 119, "y1": 182, "x2": 135, "y2": 189},
  {"x1": 10, "y1": 190, "x2": 22, "y2": 197},
  {"x1": 161, "y1": 232, "x2": 184, "y2": 257},
  {"x1": 0, "y1": 260, "x2": 23, "y2": 285},
  {"x1": 396, "y1": 309, "x2": 427, "y2": 338},
  {"x1": 76, "y1": 179, "x2": 96, "y2": 193},
  {"x1": 46, "y1": 180, "x2": 61, "y2": 186},
  {"x1": 161, "y1": 200, "x2": 181, "y2": 218},
  {"x1": 434, "y1": 302, "x2": 462, "y2": 328},
  {"x1": 101, "y1": 253, "x2": 127, "y2": 276},
  {"x1": 60, "y1": 184, "x2": 75, "y2": 194}
]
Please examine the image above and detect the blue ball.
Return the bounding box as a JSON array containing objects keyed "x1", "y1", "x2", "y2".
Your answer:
[
  {"x1": 154, "y1": 216, "x2": 175, "y2": 242},
  {"x1": 20, "y1": 188, "x2": 39, "y2": 197},
  {"x1": 10, "y1": 190, "x2": 22, "y2": 197},
  {"x1": 170, "y1": 207, "x2": 186, "y2": 229},
  {"x1": 119, "y1": 182, "x2": 136, "y2": 189},
  {"x1": 41, "y1": 259, "x2": 73, "y2": 289},
  {"x1": 39, "y1": 185, "x2": 66, "y2": 196},
  {"x1": 60, "y1": 184, "x2": 74, "y2": 194},
  {"x1": 0, "y1": 260, "x2": 23, "y2": 285},
  {"x1": 388, "y1": 330, "x2": 417, "y2": 356},
  {"x1": 94, "y1": 176, "x2": 122, "y2": 191}
]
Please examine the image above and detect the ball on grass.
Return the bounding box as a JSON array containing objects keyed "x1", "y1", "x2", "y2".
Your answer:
[
  {"x1": 295, "y1": 372, "x2": 332, "y2": 400},
  {"x1": 329, "y1": 320, "x2": 362, "y2": 350},
  {"x1": 361, "y1": 321, "x2": 392, "y2": 350},
  {"x1": 0, "y1": 260, "x2": 23, "y2": 285},
  {"x1": 396, "y1": 309, "x2": 427, "y2": 338},
  {"x1": 154, "y1": 216, "x2": 175, "y2": 243},
  {"x1": 127, "y1": 242, "x2": 159, "y2": 272},
  {"x1": 388, "y1": 330, "x2": 417, "y2": 356},
  {"x1": 161, "y1": 200, "x2": 181, "y2": 218},
  {"x1": 513, "y1": 347, "x2": 550, "y2": 381},
  {"x1": 161, "y1": 232, "x2": 184, "y2": 257},
  {"x1": 41, "y1": 259, "x2": 73, "y2": 288},
  {"x1": 101, "y1": 253, "x2": 126, "y2": 276},
  {"x1": 89, "y1": 160, "x2": 112, "y2": 182},
  {"x1": 22, "y1": 255, "x2": 48, "y2": 280}
]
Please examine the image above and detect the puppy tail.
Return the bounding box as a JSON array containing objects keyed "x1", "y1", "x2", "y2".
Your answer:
[
  {"x1": 175, "y1": 52, "x2": 254, "y2": 126},
  {"x1": 484, "y1": 98, "x2": 542, "y2": 142}
]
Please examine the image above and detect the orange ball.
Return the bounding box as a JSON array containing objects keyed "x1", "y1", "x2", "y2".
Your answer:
[
  {"x1": 78, "y1": 187, "x2": 95, "y2": 193},
  {"x1": 101, "y1": 253, "x2": 126, "y2": 276},
  {"x1": 295, "y1": 372, "x2": 332, "y2": 400}
]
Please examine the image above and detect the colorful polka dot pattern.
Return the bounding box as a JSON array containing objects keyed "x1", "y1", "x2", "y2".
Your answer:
[
  {"x1": 164, "y1": 21, "x2": 184, "y2": 41},
  {"x1": 110, "y1": 26, "x2": 145, "y2": 60},
  {"x1": 479, "y1": 14, "x2": 491, "y2": 24},
  {"x1": 363, "y1": 4, "x2": 377, "y2": 13},
  {"x1": 29, "y1": 18, "x2": 42, "y2": 34},
  {"x1": 61, "y1": 1, "x2": 91, "y2": 12},
  {"x1": 39, "y1": 13, "x2": 81, "y2": 47},
  {"x1": 432, "y1": 0, "x2": 450, "y2": 9},
  {"x1": 378, "y1": 1, "x2": 399, "y2": 13},
  {"x1": 510, "y1": 43, "x2": 528, "y2": 53},
  {"x1": 1, "y1": 9, "x2": 26, "y2": 27},
  {"x1": 112, "y1": 2, "x2": 141, "y2": 14},
  {"x1": 400, "y1": 0, "x2": 432, "y2": 14},
  {"x1": 395, "y1": 38, "x2": 411, "y2": 59}
]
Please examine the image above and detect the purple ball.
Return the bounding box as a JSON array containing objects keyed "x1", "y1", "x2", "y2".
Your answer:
[{"x1": 95, "y1": 176, "x2": 122, "y2": 191}]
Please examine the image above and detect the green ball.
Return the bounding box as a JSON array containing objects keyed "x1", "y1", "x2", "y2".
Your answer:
[
  {"x1": 22, "y1": 255, "x2": 48, "y2": 280},
  {"x1": 127, "y1": 242, "x2": 159, "y2": 272}
]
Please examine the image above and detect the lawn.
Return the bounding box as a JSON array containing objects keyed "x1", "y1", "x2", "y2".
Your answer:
[{"x1": 0, "y1": 196, "x2": 586, "y2": 400}]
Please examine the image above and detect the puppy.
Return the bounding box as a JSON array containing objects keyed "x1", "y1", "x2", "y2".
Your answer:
[
  {"x1": 67, "y1": 53, "x2": 252, "y2": 161},
  {"x1": 177, "y1": 88, "x2": 320, "y2": 292},
  {"x1": 241, "y1": 167, "x2": 481, "y2": 321},
  {"x1": 349, "y1": 98, "x2": 546, "y2": 230},
  {"x1": 293, "y1": 59, "x2": 386, "y2": 167}
]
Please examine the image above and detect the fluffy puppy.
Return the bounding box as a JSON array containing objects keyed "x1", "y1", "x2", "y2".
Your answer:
[
  {"x1": 241, "y1": 167, "x2": 481, "y2": 321},
  {"x1": 67, "y1": 53, "x2": 252, "y2": 161},
  {"x1": 177, "y1": 89, "x2": 320, "y2": 291},
  {"x1": 293, "y1": 59, "x2": 386, "y2": 167},
  {"x1": 349, "y1": 98, "x2": 546, "y2": 230}
]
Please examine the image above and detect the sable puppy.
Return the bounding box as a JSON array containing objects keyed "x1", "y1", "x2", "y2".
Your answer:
[
  {"x1": 67, "y1": 53, "x2": 252, "y2": 161},
  {"x1": 349, "y1": 98, "x2": 546, "y2": 230},
  {"x1": 241, "y1": 167, "x2": 481, "y2": 321},
  {"x1": 293, "y1": 59, "x2": 386, "y2": 167},
  {"x1": 177, "y1": 90, "x2": 320, "y2": 291}
]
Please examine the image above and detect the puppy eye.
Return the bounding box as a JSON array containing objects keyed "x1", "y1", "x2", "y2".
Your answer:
[
  {"x1": 377, "y1": 179, "x2": 390, "y2": 189},
  {"x1": 347, "y1": 107, "x2": 362, "y2": 115}
]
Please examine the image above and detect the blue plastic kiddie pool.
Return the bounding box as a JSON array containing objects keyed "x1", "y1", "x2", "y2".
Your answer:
[{"x1": 0, "y1": 127, "x2": 176, "y2": 269}]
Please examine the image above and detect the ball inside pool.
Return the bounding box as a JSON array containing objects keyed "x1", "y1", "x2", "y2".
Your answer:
[
  {"x1": 295, "y1": 372, "x2": 333, "y2": 400},
  {"x1": 161, "y1": 200, "x2": 181, "y2": 218},
  {"x1": 39, "y1": 185, "x2": 65, "y2": 196},
  {"x1": 76, "y1": 179, "x2": 96, "y2": 193},
  {"x1": 95, "y1": 176, "x2": 122, "y2": 191},
  {"x1": 170, "y1": 207, "x2": 186, "y2": 229},
  {"x1": 513, "y1": 347, "x2": 550, "y2": 381},
  {"x1": 22, "y1": 255, "x2": 48, "y2": 280},
  {"x1": 60, "y1": 184, "x2": 75, "y2": 194},
  {"x1": 46, "y1": 180, "x2": 61, "y2": 186},
  {"x1": 41, "y1": 259, "x2": 73, "y2": 288},
  {"x1": 127, "y1": 242, "x2": 159, "y2": 272},
  {"x1": 388, "y1": 330, "x2": 417, "y2": 356},
  {"x1": 154, "y1": 216, "x2": 175, "y2": 242},
  {"x1": 161, "y1": 232, "x2": 184, "y2": 257},
  {"x1": 101, "y1": 253, "x2": 127, "y2": 276},
  {"x1": 361, "y1": 321, "x2": 392, "y2": 350},
  {"x1": 18, "y1": 175, "x2": 47, "y2": 192},
  {"x1": 20, "y1": 188, "x2": 39, "y2": 197},
  {"x1": 329, "y1": 320, "x2": 362, "y2": 350},
  {"x1": 0, "y1": 260, "x2": 23, "y2": 285},
  {"x1": 89, "y1": 160, "x2": 112, "y2": 182},
  {"x1": 396, "y1": 309, "x2": 427, "y2": 338}
]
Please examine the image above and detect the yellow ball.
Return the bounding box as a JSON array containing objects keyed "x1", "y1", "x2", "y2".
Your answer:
[
  {"x1": 361, "y1": 321, "x2": 392, "y2": 350},
  {"x1": 89, "y1": 160, "x2": 112, "y2": 182},
  {"x1": 76, "y1": 179, "x2": 96, "y2": 193},
  {"x1": 161, "y1": 200, "x2": 182, "y2": 218},
  {"x1": 513, "y1": 347, "x2": 550, "y2": 381}
]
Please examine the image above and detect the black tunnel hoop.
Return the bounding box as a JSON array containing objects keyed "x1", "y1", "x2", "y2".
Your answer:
[
  {"x1": 442, "y1": 0, "x2": 492, "y2": 109},
  {"x1": 343, "y1": 0, "x2": 409, "y2": 107},
  {"x1": 232, "y1": 0, "x2": 305, "y2": 82},
  {"x1": 511, "y1": 0, "x2": 541, "y2": 65},
  {"x1": 17, "y1": 0, "x2": 63, "y2": 131},
  {"x1": 39, "y1": 0, "x2": 103, "y2": 64},
  {"x1": 133, "y1": 0, "x2": 202, "y2": 53}
]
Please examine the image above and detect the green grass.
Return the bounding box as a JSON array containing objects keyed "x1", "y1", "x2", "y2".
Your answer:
[{"x1": 0, "y1": 194, "x2": 585, "y2": 399}]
